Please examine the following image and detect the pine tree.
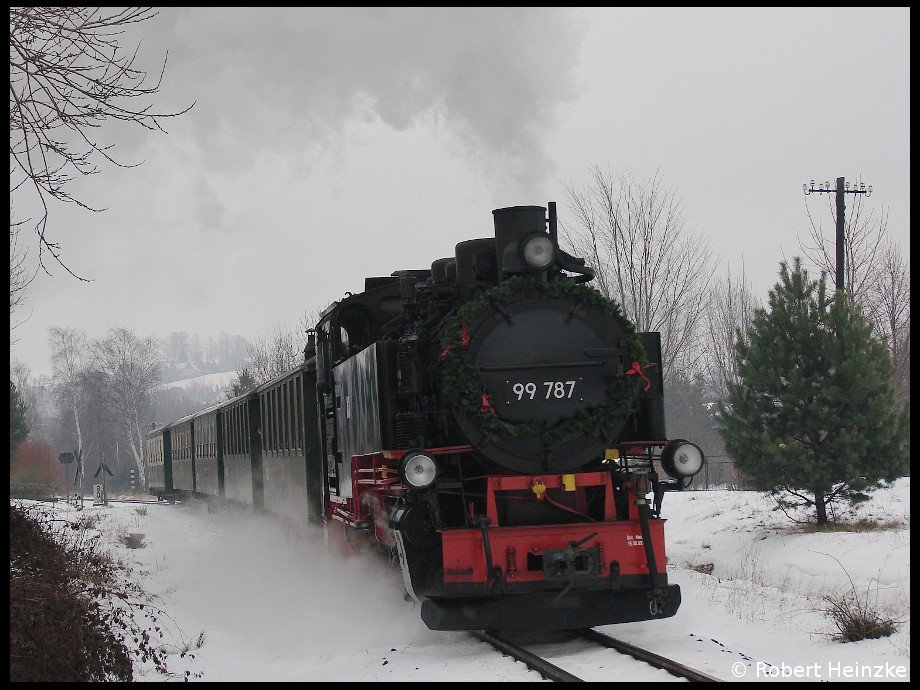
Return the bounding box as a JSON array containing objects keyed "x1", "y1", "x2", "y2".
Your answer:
[
  {"x1": 228, "y1": 366, "x2": 257, "y2": 399},
  {"x1": 10, "y1": 379, "x2": 29, "y2": 454},
  {"x1": 718, "y1": 259, "x2": 908, "y2": 525}
]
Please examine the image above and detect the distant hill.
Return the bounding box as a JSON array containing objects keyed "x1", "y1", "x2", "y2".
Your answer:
[{"x1": 152, "y1": 371, "x2": 236, "y2": 394}]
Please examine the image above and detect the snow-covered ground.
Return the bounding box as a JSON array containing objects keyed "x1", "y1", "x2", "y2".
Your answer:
[
  {"x1": 152, "y1": 371, "x2": 236, "y2": 393},
  {"x1": 27, "y1": 479, "x2": 910, "y2": 682}
]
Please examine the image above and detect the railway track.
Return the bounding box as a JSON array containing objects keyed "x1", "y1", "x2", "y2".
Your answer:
[{"x1": 474, "y1": 628, "x2": 721, "y2": 683}]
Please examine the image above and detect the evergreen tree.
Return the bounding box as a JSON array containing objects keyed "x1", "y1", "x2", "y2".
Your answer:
[
  {"x1": 10, "y1": 379, "x2": 29, "y2": 454},
  {"x1": 228, "y1": 366, "x2": 257, "y2": 399},
  {"x1": 718, "y1": 259, "x2": 908, "y2": 525}
]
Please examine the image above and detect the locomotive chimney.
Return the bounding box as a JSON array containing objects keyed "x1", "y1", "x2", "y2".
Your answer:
[{"x1": 492, "y1": 205, "x2": 547, "y2": 276}]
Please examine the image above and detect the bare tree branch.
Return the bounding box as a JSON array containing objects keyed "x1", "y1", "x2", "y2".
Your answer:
[
  {"x1": 9, "y1": 213, "x2": 36, "y2": 344},
  {"x1": 704, "y1": 262, "x2": 760, "y2": 399},
  {"x1": 800, "y1": 193, "x2": 887, "y2": 307},
  {"x1": 247, "y1": 322, "x2": 304, "y2": 387},
  {"x1": 799, "y1": 196, "x2": 909, "y2": 409},
  {"x1": 245, "y1": 309, "x2": 323, "y2": 387},
  {"x1": 9, "y1": 7, "x2": 192, "y2": 276},
  {"x1": 561, "y1": 165, "x2": 716, "y2": 381},
  {"x1": 867, "y1": 242, "x2": 910, "y2": 409}
]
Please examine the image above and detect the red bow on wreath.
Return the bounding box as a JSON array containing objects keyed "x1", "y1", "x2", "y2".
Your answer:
[
  {"x1": 440, "y1": 324, "x2": 471, "y2": 361},
  {"x1": 625, "y1": 360, "x2": 657, "y2": 393}
]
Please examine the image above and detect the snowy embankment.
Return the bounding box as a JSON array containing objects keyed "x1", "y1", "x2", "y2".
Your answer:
[
  {"x1": 28, "y1": 480, "x2": 909, "y2": 682},
  {"x1": 613, "y1": 478, "x2": 909, "y2": 683}
]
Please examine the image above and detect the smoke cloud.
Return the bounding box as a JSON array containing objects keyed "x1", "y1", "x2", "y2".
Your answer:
[{"x1": 157, "y1": 8, "x2": 584, "y2": 191}]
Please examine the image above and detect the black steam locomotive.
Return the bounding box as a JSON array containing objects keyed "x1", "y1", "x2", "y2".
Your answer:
[{"x1": 147, "y1": 203, "x2": 704, "y2": 631}]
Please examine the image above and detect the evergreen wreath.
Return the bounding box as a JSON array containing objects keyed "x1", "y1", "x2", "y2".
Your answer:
[{"x1": 439, "y1": 275, "x2": 648, "y2": 442}]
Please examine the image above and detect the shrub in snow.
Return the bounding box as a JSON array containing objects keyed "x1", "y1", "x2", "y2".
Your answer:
[
  {"x1": 823, "y1": 588, "x2": 899, "y2": 642},
  {"x1": 9, "y1": 503, "x2": 169, "y2": 680}
]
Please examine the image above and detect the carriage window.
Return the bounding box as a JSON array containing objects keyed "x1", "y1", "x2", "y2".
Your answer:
[
  {"x1": 266, "y1": 392, "x2": 273, "y2": 453},
  {"x1": 271, "y1": 391, "x2": 277, "y2": 454},
  {"x1": 262, "y1": 394, "x2": 269, "y2": 453},
  {"x1": 282, "y1": 382, "x2": 290, "y2": 452},
  {"x1": 284, "y1": 383, "x2": 290, "y2": 451},
  {"x1": 276, "y1": 386, "x2": 283, "y2": 453},
  {"x1": 243, "y1": 402, "x2": 250, "y2": 452},
  {"x1": 235, "y1": 407, "x2": 240, "y2": 455},
  {"x1": 336, "y1": 305, "x2": 372, "y2": 359},
  {"x1": 287, "y1": 380, "x2": 294, "y2": 452},
  {"x1": 295, "y1": 376, "x2": 302, "y2": 451},
  {"x1": 272, "y1": 388, "x2": 280, "y2": 453},
  {"x1": 277, "y1": 384, "x2": 284, "y2": 452},
  {"x1": 288, "y1": 378, "x2": 297, "y2": 450}
]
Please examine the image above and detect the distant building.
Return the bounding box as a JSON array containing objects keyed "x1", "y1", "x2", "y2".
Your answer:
[{"x1": 174, "y1": 361, "x2": 201, "y2": 380}]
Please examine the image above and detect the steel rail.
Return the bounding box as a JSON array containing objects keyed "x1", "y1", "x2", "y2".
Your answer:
[
  {"x1": 472, "y1": 630, "x2": 585, "y2": 682},
  {"x1": 577, "y1": 628, "x2": 721, "y2": 682},
  {"x1": 475, "y1": 627, "x2": 722, "y2": 683}
]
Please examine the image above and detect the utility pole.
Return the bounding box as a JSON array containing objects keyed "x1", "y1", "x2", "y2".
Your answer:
[{"x1": 802, "y1": 177, "x2": 872, "y2": 291}]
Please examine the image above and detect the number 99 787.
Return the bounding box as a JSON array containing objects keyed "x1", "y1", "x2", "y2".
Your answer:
[{"x1": 512, "y1": 381, "x2": 577, "y2": 401}]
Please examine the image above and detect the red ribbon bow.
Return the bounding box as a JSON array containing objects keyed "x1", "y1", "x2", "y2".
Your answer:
[
  {"x1": 440, "y1": 324, "x2": 472, "y2": 361},
  {"x1": 625, "y1": 360, "x2": 653, "y2": 392}
]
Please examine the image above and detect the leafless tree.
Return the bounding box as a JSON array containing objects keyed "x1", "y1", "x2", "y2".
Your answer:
[
  {"x1": 800, "y1": 193, "x2": 888, "y2": 306},
  {"x1": 10, "y1": 358, "x2": 45, "y2": 437},
  {"x1": 163, "y1": 331, "x2": 191, "y2": 364},
  {"x1": 91, "y1": 328, "x2": 161, "y2": 485},
  {"x1": 9, "y1": 7, "x2": 191, "y2": 276},
  {"x1": 703, "y1": 263, "x2": 760, "y2": 400},
  {"x1": 246, "y1": 309, "x2": 323, "y2": 386},
  {"x1": 48, "y1": 326, "x2": 90, "y2": 478},
  {"x1": 247, "y1": 321, "x2": 306, "y2": 386},
  {"x1": 867, "y1": 243, "x2": 910, "y2": 409},
  {"x1": 562, "y1": 165, "x2": 715, "y2": 380},
  {"x1": 9, "y1": 215, "x2": 34, "y2": 343},
  {"x1": 799, "y1": 196, "x2": 909, "y2": 408}
]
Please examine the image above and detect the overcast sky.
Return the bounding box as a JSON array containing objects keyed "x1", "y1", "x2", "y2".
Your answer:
[{"x1": 12, "y1": 7, "x2": 910, "y2": 374}]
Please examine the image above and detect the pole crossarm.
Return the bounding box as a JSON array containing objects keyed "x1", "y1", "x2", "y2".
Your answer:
[{"x1": 802, "y1": 176, "x2": 873, "y2": 291}]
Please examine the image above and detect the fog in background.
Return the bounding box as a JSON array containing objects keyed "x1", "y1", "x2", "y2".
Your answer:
[{"x1": 12, "y1": 7, "x2": 910, "y2": 372}]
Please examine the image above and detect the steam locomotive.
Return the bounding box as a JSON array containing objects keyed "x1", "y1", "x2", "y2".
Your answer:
[{"x1": 146, "y1": 203, "x2": 704, "y2": 631}]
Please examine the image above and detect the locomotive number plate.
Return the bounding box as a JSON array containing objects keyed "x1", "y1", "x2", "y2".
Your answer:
[{"x1": 511, "y1": 380, "x2": 577, "y2": 401}]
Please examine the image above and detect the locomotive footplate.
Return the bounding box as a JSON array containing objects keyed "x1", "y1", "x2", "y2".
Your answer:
[{"x1": 420, "y1": 584, "x2": 681, "y2": 631}]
